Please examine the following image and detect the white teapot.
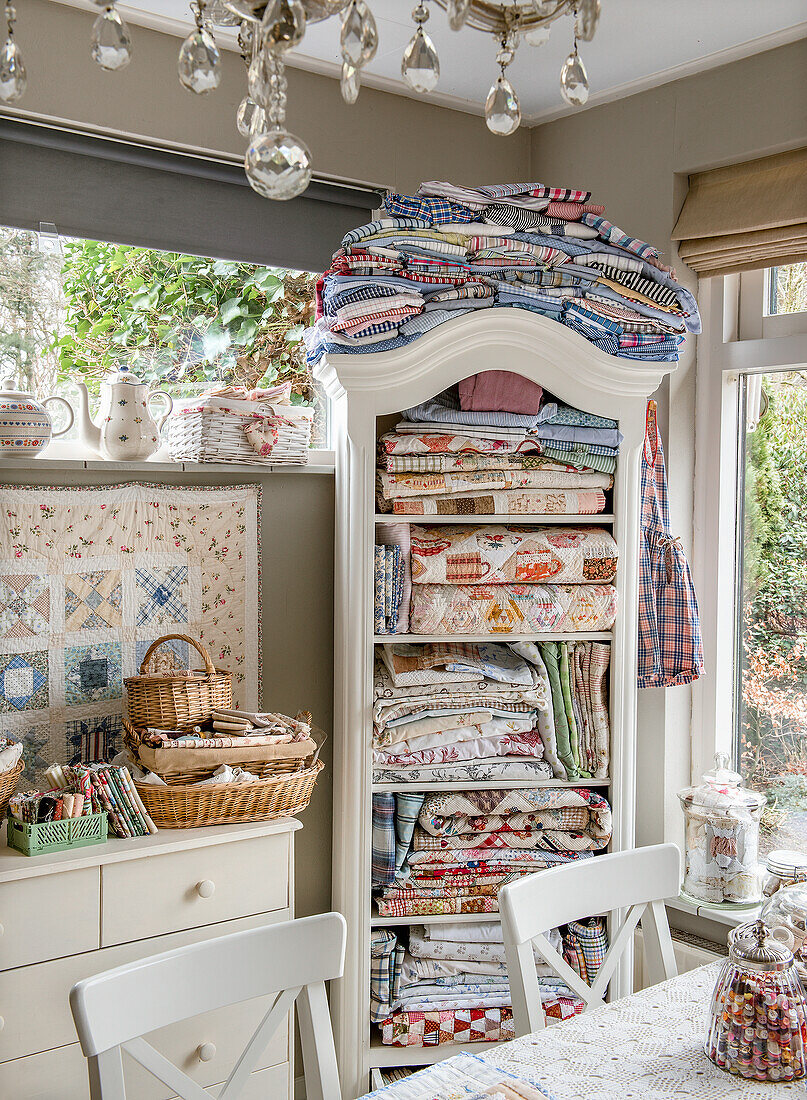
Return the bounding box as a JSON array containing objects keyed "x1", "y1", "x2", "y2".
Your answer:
[{"x1": 75, "y1": 366, "x2": 173, "y2": 461}]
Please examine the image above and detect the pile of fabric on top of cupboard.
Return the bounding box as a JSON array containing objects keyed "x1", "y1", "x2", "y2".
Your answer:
[{"x1": 304, "y1": 180, "x2": 699, "y2": 367}]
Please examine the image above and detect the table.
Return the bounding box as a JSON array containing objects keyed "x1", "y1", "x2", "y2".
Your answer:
[{"x1": 364, "y1": 965, "x2": 805, "y2": 1100}]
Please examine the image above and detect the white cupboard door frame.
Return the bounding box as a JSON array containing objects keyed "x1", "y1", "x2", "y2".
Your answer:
[{"x1": 316, "y1": 310, "x2": 675, "y2": 1099}]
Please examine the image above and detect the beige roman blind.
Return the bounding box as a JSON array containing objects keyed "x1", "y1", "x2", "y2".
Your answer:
[{"x1": 671, "y1": 148, "x2": 807, "y2": 278}]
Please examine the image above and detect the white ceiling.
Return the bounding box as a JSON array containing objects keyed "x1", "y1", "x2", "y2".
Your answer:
[{"x1": 56, "y1": 0, "x2": 807, "y2": 123}]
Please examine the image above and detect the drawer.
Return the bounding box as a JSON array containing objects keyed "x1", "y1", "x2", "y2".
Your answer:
[
  {"x1": 0, "y1": 867, "x2": 99, "y2": 969},
  {"x1": 0, "y1": 908, "x2": 291, "y2": 1065},
  {"x1": 102, "y1": 833, "x2": 290, "y2": 945},
  {"x1": 0, "y1": 1044, "x2": 289, "y2": 1100}
]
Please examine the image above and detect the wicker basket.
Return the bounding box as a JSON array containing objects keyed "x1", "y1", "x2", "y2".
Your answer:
[
  {"x1": 123, "y1": 718, "x2": 321, "y2": 785},
  {"x1": 133, "y1": 758, "x2": 324, "y2": 829},
  {"x1": 124, "y1": 634, "x2": 232, "y2": 731},
  {"x1": 0, "y1": 759, "x2": 23, "y2": 820}
]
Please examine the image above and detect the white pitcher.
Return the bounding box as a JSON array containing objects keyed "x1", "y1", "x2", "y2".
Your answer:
[{"x1": 75, "y1": 366, "x2": 173, "y2": 461}]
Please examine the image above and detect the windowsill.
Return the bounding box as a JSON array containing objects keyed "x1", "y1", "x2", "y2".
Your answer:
[
  {"x1": 668, "y1": 893, "x2": 760, "y2": 929},
  {"x1": 0, "y1": 441, "x2": 335, "y2": 474}
]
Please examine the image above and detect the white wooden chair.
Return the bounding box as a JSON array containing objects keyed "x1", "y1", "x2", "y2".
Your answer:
[
  {"x1": 70, "y1": 911, "x2": 346, "y2": 1100},
  {"x1": 499, "y1": 843, "x2": 680, "y2": 1035}
]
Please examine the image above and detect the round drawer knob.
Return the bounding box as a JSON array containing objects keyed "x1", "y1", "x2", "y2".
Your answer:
[
  {"x1": 197, "y1": 1042, "x2": 216, "y2": 1063},
  {"x1": 196, "y1": 880, "x2": 215, "y2": 899}
]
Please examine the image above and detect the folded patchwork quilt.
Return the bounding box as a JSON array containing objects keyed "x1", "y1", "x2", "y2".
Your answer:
[
  {"x1": 416, "y1": 787, "x2": 612, "y2": 852},
  {"x1": 389, "y1": 488, "x2": 607, "y2": 516},
  {"x1": 372, "y1": 758, "x2": 553, "y2": 785},
  {"x1": 378, "y1": 468, "x2": 611, "y2": 501},
  {"x1": 375, "y1": 895, "x2": 501, "y2": 917},
  {"x1": 409, "y1": 582, "x2": 617, "y2": 634},
  {"x1": 410, "y1": 525, "x2": 618, "y2": 585},
  {"x1": 379, "y1": 1007, "x2": 515, "y2": 1046}
]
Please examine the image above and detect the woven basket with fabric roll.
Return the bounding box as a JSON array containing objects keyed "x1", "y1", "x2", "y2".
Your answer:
[
  {"x1": 0, "y1": 759, "x2": 23, "y2": 821},
  {"x1": 123, "y1": 717, "x2": 322, "y2": 785},
  {"x1": 133, "y1": 758, "x2": 324, "y2": 829},
  {"x1": 124, "y1": 634, "x2": 232, "y2": 731}
]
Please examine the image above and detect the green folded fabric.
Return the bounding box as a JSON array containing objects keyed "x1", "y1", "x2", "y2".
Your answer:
[
  {"x1": 560, "y1": 643, "x2": 590, "y2": 778},
  {"x1": 540, "y1": 642, "x2": 578, "y2": 780}
]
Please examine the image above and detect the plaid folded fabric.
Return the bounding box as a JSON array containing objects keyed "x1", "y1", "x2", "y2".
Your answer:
[
  {"x1": 581, "y1": 213, "x2": 660, "y2": 260},
  {"x1": 370, "y1": 929, "x2": 404, "y2": 1023},
  {"x1": 562, "y1": 916, "x2": 608, "y2": 984},
  {"x1": 385, "y1": 193, "x2": 479, "y2": 224},
  {"x1": 372, "y1": 792, "x2": 395, "y2": 886}
]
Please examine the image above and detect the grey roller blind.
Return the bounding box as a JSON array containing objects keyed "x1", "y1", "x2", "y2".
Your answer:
[{"x1": 0, "y1": 117, "x2": 384, "y2": 271}]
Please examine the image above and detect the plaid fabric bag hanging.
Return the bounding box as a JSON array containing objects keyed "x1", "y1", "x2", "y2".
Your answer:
[{"x1": 638, "y1": 401, "x2": 704, "y2": 687}]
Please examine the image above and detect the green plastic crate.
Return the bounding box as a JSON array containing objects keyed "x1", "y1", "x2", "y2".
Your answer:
[{"x1": 6, "y1": 810, "x2": 108, "y2": 856}]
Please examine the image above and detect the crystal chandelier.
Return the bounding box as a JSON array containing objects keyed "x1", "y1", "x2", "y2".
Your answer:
[{"x1": 0, "y1": 0, "x2": 601, "y2": 200}]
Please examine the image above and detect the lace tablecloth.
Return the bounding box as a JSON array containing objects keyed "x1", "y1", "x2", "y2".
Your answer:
[
  {"x1": 479, "y1": 963, "x2": 804, "y2": 1099},
  {"x1": 364, "y1": 965, "x2": 805, "y2": 1100}
]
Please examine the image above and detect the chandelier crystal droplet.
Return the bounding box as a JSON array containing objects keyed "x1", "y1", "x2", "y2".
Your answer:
[
  {"x1": 0, "y1": 1, "x2": 26, "y2": 103},
  {"x1": 485, "y1": 75, "x2": 520, "y2": 135},
  {"x1": 447, "y1": 0, "x2": 470, "y2": 31},
  {"x1": 402, "y1": 4, "x2": 439, "y2": 94},
  {"x1": 91, "y1": 5, "x2": 132, "y2": 71},
  {"x1": 575, "y1": 0, "x2": 600, "y2": 42},
  {"x1": 243, "y1": 54, "x2": 311, "y2": 200},
  {"x1": 340, "y1": 0, "x2": 377, "y2": 67},
  {"x1": 262, "y1": 0, "x2": 306, "y2": 53},
  {"x1": 237, "y1": 94, "x2": 265, "y2": 136},
  {"x1": 340, "y1": 60, "x2": 360, "y2": 104},
  {"x1": 178, "y1": 1, "x2": 221, "y2": 94},
  {"x1": 559, "y1": 39, "x2": 589, "y2": 105}
]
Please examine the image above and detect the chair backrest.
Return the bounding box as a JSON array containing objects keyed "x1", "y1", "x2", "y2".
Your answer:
[
  {"x1": 70, "y1": 912, "x2": 346, "y2": 1100},
  {"x1": 499, "y1": 843, "x2": 680, "y2": 1035}
]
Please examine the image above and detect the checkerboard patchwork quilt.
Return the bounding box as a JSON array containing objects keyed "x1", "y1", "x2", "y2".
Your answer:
[{"x1": 0, "y1": 484, "x2": 261, "y2": 782}]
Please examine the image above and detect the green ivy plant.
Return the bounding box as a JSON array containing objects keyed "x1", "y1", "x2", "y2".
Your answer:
[{"x1": 54, "y1": 239, "x2": 317, "y2": 401}]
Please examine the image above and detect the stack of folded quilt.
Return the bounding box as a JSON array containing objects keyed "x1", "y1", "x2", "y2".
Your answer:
[
  {"x1": 371, "y1": 915, "x2": 609, "y2": 1046},
  {"x1": 406, "y1": 523, "x2": 618, "y2": 635},
  {"x1": 372, "y1": 640, "x2": 610, "y2": 784},
  {"x1": 304, "y1": 180, "x2": 700, "y2": 368},
  {"x1": 376, "y1": 374, "x2": 619, "y2": 519},
  {"x1": 372, "y1": 787, "x2": 612, "y2": 919}
]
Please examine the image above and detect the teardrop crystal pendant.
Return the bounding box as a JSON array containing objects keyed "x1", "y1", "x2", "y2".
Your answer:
[
  {"x1": 237, "y1": 95, "x2": 265, "y2": 137},
  {"x1": 262, "y1": 0, "x2": 306, "y2": 53},
  {"x1": 91, "y1": 6, "x2": 132, "y2": 71},
  {"x1": 248, "y1": 47, "x2": 272, "y2": 106},
  {"x1": 559, "y1": 48, "x2": 589, "y2": 106},
  {"x1": 485, "y1": 75, "x2": 520, "y2": 136},
  {"x1": 0, "y1": 37, "x2": 26, "y2": 103},
  {"x1": 178, "y1": 27, "x2": 221, "y2": 93},
  {"x1": 341, "y1": 0, "x2": 377, "y2": 67},
  {"x1": 401, "y1": 27, "x2": 439, "y2": 93},
  {"x1": 447, "y1": 0, "x2": 470, "y2": 31},
  {"x1": 576, "y1": 0, "x2": 600, "y2": 42},
  {"x1": 245, "y1": 129, "x2": 311, "y2": 200},
  {"x1": 524, "y1": 23, "x2": 550, "y2": 47},
  {"x1": 340, "y1": 61, "x2": 360, "y2": 104}
]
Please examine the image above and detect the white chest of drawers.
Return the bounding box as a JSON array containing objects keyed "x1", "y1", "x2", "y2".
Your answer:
[{"x1": 0, "y1": 817, "x2": 300, "y2": 1099}]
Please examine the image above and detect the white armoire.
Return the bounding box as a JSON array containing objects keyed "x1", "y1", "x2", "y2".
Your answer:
[{"x1": 315, "y1": 309, "x2": 675, "y2": 1098}]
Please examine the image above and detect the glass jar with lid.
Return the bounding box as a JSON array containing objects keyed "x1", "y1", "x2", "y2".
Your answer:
[
  {"x1": 763, "y1": 850, "x2": 807, "y2": 897},
  {"x1": 762, "y1": 882, "x2": 807, "y2": 985},
  {"x1": 678, "y1": 752, "x2": 764, "y2": 906},
  {"x1": 706, "y1": 919, "x2": 807, "y2": 1081}
]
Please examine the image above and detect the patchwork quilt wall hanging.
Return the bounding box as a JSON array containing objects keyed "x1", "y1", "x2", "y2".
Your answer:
[{"x1": 0, "y1": 483, "x2": 261, "y2": 783}]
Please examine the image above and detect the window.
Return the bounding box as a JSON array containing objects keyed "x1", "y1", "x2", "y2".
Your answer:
[
  {"x1": 734, "y1": 371, "x2": 807, "y2": 856},
  {"x1": 766, "y1": 263, "x2": 807, "y2": 317},
  {"x1": 0, "y1": 224, "x2": 326, "y2": 447}
]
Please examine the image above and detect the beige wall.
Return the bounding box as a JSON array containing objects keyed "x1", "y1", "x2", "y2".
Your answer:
[
  {"x1": 13, "y1": 0, "x2": 531, "y2": 192},
  {"x1": 529, "y1": 38, "x2": 807, "y2": 848}
]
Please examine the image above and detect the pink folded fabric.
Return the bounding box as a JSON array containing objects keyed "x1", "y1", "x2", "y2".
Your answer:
[
  {"x1": 545, "y1": 201, "x2": 606, "y2": 220},
  {"x1": 458, "y1": 371, "x2": 543, "y2": 415}
]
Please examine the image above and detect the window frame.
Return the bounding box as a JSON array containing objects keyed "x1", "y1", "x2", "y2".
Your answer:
[{"x1": 691, "y1": 273, "x2": 807, "y2": 787}]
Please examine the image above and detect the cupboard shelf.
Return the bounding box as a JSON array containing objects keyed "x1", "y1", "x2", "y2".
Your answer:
[{"x1": 374, "y1": 514, "x2": 615, "y2": 525}]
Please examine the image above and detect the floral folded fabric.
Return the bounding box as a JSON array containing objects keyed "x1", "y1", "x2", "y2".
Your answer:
[
  {"x1": 410, "y1": 525, "x2": 618, "y2": 585},
  {"x1": 373, "y1": 729, "x2": 546, "y2": 766},
  {"x1": 381, "y1": 450, "x2": 586, "y2": 474},
  {"x1": 375, "y1": 895, "x2": 500, "y2": 917},
  {"x1": 372, "y1": 759, "x2": 554, "y2": 785},
  {"x1": 388, "y1": 489, "x2": 607, "y2": 516},
  {"x1": 409, "y1": 583, "x2": 618, "y2": 634}
]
